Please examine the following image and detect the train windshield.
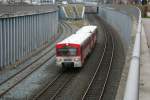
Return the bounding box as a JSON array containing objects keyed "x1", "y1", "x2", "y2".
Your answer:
[{"x1": 57, "y1": 47, "x2": 77, "y2": 56}]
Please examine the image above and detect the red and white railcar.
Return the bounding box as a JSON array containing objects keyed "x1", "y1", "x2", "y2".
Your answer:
[{"x1": 56, "y1": 25, "x2": 97, "y2": 68}]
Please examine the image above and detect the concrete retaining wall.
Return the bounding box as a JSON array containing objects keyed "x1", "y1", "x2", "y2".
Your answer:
[
  {"x1": 98, "y1": 5, "x2": 139, "y2": 52},
  {"x1": 0, "y1": 11, "x2": 58, "y2": 68}
]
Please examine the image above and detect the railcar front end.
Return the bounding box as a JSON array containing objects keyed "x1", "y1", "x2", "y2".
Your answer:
[{"x1": 56, "y1": 44, "x2": 82, "y2": 68}]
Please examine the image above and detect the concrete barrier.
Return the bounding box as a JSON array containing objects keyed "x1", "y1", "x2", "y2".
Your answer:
[{"x1": 123, "y1": 7, "x2": 141, "y2": 100}]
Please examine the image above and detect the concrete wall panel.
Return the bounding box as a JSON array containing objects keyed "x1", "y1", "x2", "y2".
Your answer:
[
  {"x1": 98, "y1": 6, "x2": 139, "y2": 51},
  {"x1": 0, "y1": 11, "x2": 58, "y2": 68}
]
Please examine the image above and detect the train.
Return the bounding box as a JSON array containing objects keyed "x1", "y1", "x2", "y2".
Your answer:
[{"x1": 56, "y1": 25, "x2": 97, "y2": 68}]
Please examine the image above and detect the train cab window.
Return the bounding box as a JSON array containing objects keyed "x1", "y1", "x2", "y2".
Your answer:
[{"x1": 57, "y1": 47, "x2": 77, "y2": 56}]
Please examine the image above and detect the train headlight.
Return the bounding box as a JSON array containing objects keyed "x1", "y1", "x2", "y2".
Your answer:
[{"x1": 74, "y1": 58, "x2": 80, "y2": 62}]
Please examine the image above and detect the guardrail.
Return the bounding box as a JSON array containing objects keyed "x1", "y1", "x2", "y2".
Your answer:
[{"x1": 123, "y1": 7, "x2": 141, "y2": 100}]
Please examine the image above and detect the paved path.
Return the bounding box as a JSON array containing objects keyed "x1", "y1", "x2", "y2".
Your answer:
[{"x1": 139, "y1": 18, "x2": 150, "y2": 100}]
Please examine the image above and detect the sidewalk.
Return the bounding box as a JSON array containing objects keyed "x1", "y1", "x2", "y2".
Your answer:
[{"x1": 139, "y1": 18, "x2": 150, "y2": 100}]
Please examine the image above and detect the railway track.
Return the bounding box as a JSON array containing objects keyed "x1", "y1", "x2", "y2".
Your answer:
[
  {"x1": 35, "y1": 16, "x2": 116, "y2": 100},
  {"x1": 31, "y1": 22, "x2": 76, "y2": 100},
  {"x1": 32, "y1": 70, "x2": 77, "y2": 100},
  {"x1": 81, "y1": 15, "x2": 115, "y2": 100},
  {"x1": 0, "y1": 21, "x2": 72, "y2": 98},
  {"x1": 0, "y1": 47, "x2": 55, "y2": 97},
  {"x1": 0, "y1": 14, "x2": 117, "y2": 100},
  {"x1": 35, "y1": 15, "x2": 116, "y2": 100}
]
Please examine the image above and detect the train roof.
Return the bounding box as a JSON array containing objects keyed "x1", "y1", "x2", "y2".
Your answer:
[
  {"x1": 57, "y1": 25, "x2": 97, "y2": 45},
  {"x1": 76, "y1": 25, "x2": 97, "y2": 34}
]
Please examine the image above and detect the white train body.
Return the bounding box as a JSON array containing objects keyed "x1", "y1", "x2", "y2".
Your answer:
[{"x1": 56, "y1": 25, "x2": 97, "y2": 68}]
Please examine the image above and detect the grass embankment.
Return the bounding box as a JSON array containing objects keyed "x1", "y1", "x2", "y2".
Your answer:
[
  {"x1": 64, "y1": 4, "x2": 84, "y2": 19},
  {"x1": 75, "y1": 4, "x2": 84, "y2": 17},
  {"x1": 64, "y1": 4, "x2": 75, "y2": 18},
  {"x1": 67, "y1": 20, "x2": 89, "y2": 28}
]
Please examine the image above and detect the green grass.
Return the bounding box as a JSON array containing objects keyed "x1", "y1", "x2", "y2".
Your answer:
[
  {"x1": 144, "y1": 16, "x2": 150, "y2": 18},
  {"x1": 75, "y1": 4, "x2": 84, "y2": 17}
]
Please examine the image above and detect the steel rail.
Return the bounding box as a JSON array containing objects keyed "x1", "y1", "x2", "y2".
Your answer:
[
  {"x1": 0, "y1": 21, "x2": 66, "y2": 86},
  {"x1": 0, "y1": 22, "x2": 71, "y2": 97},
  {"x1": 32, "y1": 72, "x2": 75, "y2": 100},
  {"x1": 81, "y1": 21, "x2": 108, "y2": 100},
  {"x1": 98, "y1": 26, "x2": 115, "y2": 100},
  {"x1": 0, "y1": 53, "x2": 55, "y2": 97},
  {"x1": 81, "y1": 16, "x2": 115, "y2": 100},
  {"x1": 32, "y1": 21, "x2": 74, "y2": 100},
  {"x1": 32, "y1": 73, "x2": 63, "y2": 99},
  {"x1": 49, "y1": 74, "x2": 75, "y2": 100},
  {"x1": 0, "y1": 21, "x2": 70, "y2": 86},
  {"x1": 0, "y1": 45, "x2": 55, "y2": 86},
  {"x1": 61, "y1": 21, "x2": 73, "y2": 34}
]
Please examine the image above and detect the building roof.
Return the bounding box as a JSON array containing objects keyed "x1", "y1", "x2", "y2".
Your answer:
[
  {"x1": 76, "y1": 25, "x2": 97, "y2": 34},
  {"x1": 0, "y1": 3, "x2": 58, "y2": 18}
]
